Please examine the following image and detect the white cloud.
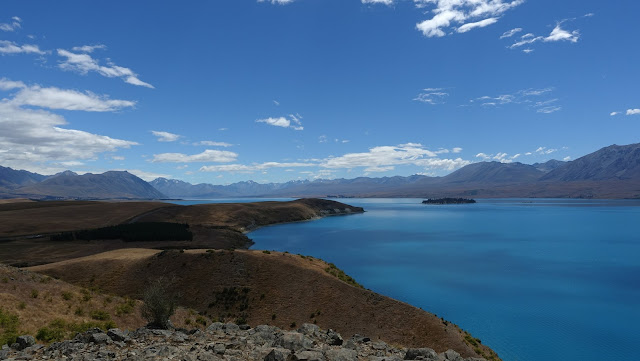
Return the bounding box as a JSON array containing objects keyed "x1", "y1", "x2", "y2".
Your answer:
[
  {"x1": 71, "y1": 44, "x2": 106, "y2": 53},
  {"x1": 522, "y1": 48, "x2": 534, "y2": 54},
  {"x1": 500, "y1": 27, "x2": 522, "y2": 39},
  {"x1": 457, "y1": 17, "x2": 499, "y2": 33},
  {"x1": 273, "y1": 100, "x2": 280, "y2": 106},
  {"x1": 257, "y1": 0, "x2": 295, "y2": 4},
  {"x1": 476, "y1": 151, "x2": 521, "y2": 163},
  {"x1": 0, "y1": 103, "x2": 137, "y2": 171},
  {"x1": 200, "y1": 161, "x2": 312, "y2": 173},
  {"x1": 0, "y1": 16, "x2": 21, "y2": 32},
  {"x1": 414, "y1": 88, "x2": 448, "y2": 104},
  {"x1": 151, "y1": 131, "x2": 181, "y2": 142},
  {"x1": 535, "y1": 147, "x2": 558, "y2": 155},
  {"x1": 472, "y1": 87, "x2": 558, "y2": 112},
  {"x1": 57, "y1": 49, "x2": 154, "y2": 88},
  {"x1": 509, "y1": 23, "x2": 580, "y2": 50},
  {"x1": 610, "y1": 111, "x2": 619, "y2": 116},
  {"x1": 415, "y1": 0, "x2": 524, "y2": 37},
  {"x1": 362, "y1": 0, "x2": 394, "y2": 5},
  {"x1": 152, "y1": 149, "x2": 238, "y2": 163},
  {"x1": 120, "y1": 169, "x2": 170, "y2": 182},
  {"x1": 256, "y1": 114, "x2": 303, "y2": 130},
  {"x1": 537, "y1": 106, "x2": 561, "y2": 114},
  {"x1": 627, "y1": 109, "x2": 640, "y2": 115},
  {"x1": 2, "y1": 82, "x2": 136, "y2": 112},
  {"x1": 563, "y1": 156, "x2": 571, "y2": 161},
  {"x1": 318, "y1": 135, "x2": 328, "y2": 143},
  {"x1": 111, "y1": 156, "x2": 125, "y2": 161},
  {"x1": 452, "y1": 147, "x2": 463, "y2": 153},
  {"x1": 0, "y1": 40, "x2": 45, "y2": 55},
  {"x1": 195, "y1": 141, "x2": 233, "y2": 147}
]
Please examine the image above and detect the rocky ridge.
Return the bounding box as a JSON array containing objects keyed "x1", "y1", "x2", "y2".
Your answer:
[{"x1": 1, "y1": 322, "x2": 487, "y2": 361}]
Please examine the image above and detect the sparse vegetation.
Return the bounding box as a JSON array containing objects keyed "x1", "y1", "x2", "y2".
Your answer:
[
  {"x1": 141, "y1": 278, "x2": 176, "y2": 329},
  {"x1": 90, "y1": 310, "x2": 111, "y2": 321},
  {"x1": 324, "y1": 263, "x2": 363, "y2": 288},
  {"x1": 30, "y1": 289, "x2": 39, "y2": 298},
  {"x1": 0, "y1": 308, "x2": 20, "y2": 346},
  {"x1": 61, "y1": 291, "x2": 73, "y2": 301},
  {"x1": 36, "y1": 319, "x2": 116, "y2": 343}
]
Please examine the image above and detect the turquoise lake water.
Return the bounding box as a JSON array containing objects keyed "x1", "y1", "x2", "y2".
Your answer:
[{"x1": 237, "y1": 198, "x2": 640, "y2": 361}]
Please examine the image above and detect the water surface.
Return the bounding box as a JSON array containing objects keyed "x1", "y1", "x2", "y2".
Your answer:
[{"x1": 246, "y1": 198, "x2": 640, "y2": 361}]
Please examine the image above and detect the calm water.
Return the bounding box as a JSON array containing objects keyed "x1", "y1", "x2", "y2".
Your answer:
[{"x1": 243, "y1": 198, "x2": 640, "y2": 361}]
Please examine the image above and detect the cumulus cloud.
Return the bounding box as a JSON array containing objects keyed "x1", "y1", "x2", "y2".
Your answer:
[
  {"x1": 0, "y1": 102, "x2": 137, "y2": 171},
  {"x1": 1, "y1": 82, "x2": 136, "y2": 112},
  {"x1": 152, "y1": 149, "x2": 238, "y2": 163},
  {"x1": 415, "y1": 0, "x2": 524, "y2": 38},
  {"x1": 475, "y1": 151, "x2": 521, "y2": 163},
  {"x1": 535, "y1": 147, "x2": 558, "y2": 155},
  {"x1": 0, "y1": 16, "x2": 21, "y2": 32},
  {"x1": 627, "y1": 109, "x2": 640, "y2": 115},
  {"x1": 195, "y1": 141, "x2": 233, "y2": 147},
  {"x1": 452, "y1": 147, "x2": 463, "y2": 153},
  {"x1": 508, "y1": 22, "x2": 581, "y2": 52},
  {"x1": 414, "y1": 88, "x2": 448, "y2": 104},
  {"x1": 151, "y1": 131, "x2": 181, "y2": 142},
  {"x1": 57, "y1": 49, "x2": 154, "y2": 88},
  {"x1": 0, "y1": 40, "x2": 45, "y2": 55},
  {"x1": 200, "y1": 143, "x2": 471, "y2": 175},
  {"x1": 256, "y1": 114, "x2": 303, "y2": 130}
]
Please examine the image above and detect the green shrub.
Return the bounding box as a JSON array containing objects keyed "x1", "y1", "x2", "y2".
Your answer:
[
  {"x1": 90, "y1": 310, "x2": 111, "y2": 321},
  {"x1": 61, "y1": 292, "x2": 73, "y2": 301},
  {"x1": 0, "y1": 308, "x2": 20, "y2": 346},
  {"x1": 30, "y1": 289, "x2": 39, "y2": 298}
]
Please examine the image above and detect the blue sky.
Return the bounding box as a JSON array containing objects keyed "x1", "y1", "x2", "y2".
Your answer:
[{"x1": 1, "y1": 0, "x2": 638, "y2": 184}]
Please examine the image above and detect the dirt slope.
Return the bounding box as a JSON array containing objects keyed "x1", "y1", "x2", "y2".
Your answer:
[{"x1": 30, "y1": 249, "x2": 499, "y2": 360}]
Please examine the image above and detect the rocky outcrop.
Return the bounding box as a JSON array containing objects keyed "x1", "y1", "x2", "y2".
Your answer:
[{"x1": 0, "y1": 323, "x2": 487, "y2": 361}]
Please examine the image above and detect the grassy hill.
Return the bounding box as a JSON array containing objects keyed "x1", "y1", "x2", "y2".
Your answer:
[{"x1": 29, "y1": 248, "x2": 499, "y2": 360}]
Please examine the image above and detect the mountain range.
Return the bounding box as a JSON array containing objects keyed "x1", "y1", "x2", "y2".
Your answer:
[{"x1": 1, "y1": 143, "x2": 639, "y2": 200}]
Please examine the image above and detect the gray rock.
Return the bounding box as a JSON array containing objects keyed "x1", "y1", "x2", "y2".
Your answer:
[
  {"x1": 326, "y1": 330, "x2": 343, "y2": 346},
  {"x1": 90, "y1": 332, "x2": 109, "y2": 344},
  {"x1": 369, "y1": 357, "x2": 403, "y2": 361},
  {"x1": 294, "y1": 350, "x2": 325, "y2": 361},
  {"x1": 214, "y1": 343, "x2": 226, "y2": 355},
  {"x1": 107, "y1": 328, "x2": 128, "y2": 342},
  {"x1": 297, "y1": 324, "x2": 320, "y2": 336},
  {"x1": 264, "y1": 349, "x2": 288, "y2": 361},
  {"x1": 439, "y1": 350, "x2": 463, "y2": 361},
  {"x1": 325, "y1": 348, "x2": 357, "y2": 361},
  {"x1": 405, "y1": 348, "x2": 438, "y2": 360},
  {"x1": 14, "y1": 335, "x2": 35, "y2": 351},
  {"x1": 275, "y1": 332, "x2": 314, "y2": 351},
  {"x1": 372, "y1": 341, "x2": 388, "y2": 350},
  {"x1": 207, "y1": 322, "x2": 225, "y2": 332},
  {"x1": 0, "y1": 349, "x2": 8, "y2": 359},
  {"x1": 240, "y1": 324, "x2": 252, "y2": 330},
  {"x1": 225, "y1": 322, "x2": 241, "y2": 332},
  {"x1": 350, "y1": 334, "x2": 370, "y2": 343}
]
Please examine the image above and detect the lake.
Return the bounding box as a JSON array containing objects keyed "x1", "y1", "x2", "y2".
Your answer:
[{"x1": 243, "y1": 198, "x2": 640, "y2": 361}]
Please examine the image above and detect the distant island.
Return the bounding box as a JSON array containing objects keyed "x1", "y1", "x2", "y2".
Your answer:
[{"x1": 422, "y1": 198, "x2": 476, "y2": 205}]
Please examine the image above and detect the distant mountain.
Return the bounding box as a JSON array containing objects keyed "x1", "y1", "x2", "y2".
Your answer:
[
  {"x1": 541, "y1": 143, "x2": 640, "y2": 181},
  {"x1": 0, "y1": 166, "x2": 47, "y2": 189},
  {"x1": 15, "y1": 171, "x2": 166, "y2": 199},
  {"x1": 441, "y1": 162, "x2": 544, "y2": 184},
  {"x1": 533, "y1": 159, "x2": 567, "y2": 173}
]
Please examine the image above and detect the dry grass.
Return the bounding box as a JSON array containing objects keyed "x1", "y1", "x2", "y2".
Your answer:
[
  {"x1": 30, "y1": 248, "x2": 499, "y2": 359},
  {"x1": 0, "y1": 263, "x2": 204, "y2": 345}
]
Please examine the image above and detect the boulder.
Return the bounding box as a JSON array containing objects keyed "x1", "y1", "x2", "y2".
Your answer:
[
  {"x1": 275, "y1": 332, "x2": 314, "y2": 351},
  {"x1": 294, "y1": 350, "x2": 325, "y2": 361},
  {"x1": 107, "y1": 328, "x2": 128, "y2": 342},
  {"x1": 405, "y1": 348, "x2": 438, "y2": 360},
  {"x1": 13, "y1": 335, "x2": 35, "y2": 351},
  {"x1": 325, "y1": 348, "x2": 357, "y2": 361},
  {"x1": 264, "y1": 348, "x2": 290, "y2": 361},
  {"x1": 326, "y1": 330, "x2": 343, "y2": 346}
]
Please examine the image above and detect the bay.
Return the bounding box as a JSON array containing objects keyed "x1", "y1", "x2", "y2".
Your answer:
[{"x1": 243, "y1": 198, "x2": 640, "y2": 361}]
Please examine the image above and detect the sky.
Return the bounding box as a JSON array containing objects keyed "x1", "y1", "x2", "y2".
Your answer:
[{"x1": 1, "y1": 0, "x2": 639, "y2": 184}]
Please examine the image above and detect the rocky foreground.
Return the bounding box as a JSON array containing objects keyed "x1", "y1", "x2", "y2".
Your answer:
[{"x1": 1, "y1": 322, "x2": 487, "y2": 361}]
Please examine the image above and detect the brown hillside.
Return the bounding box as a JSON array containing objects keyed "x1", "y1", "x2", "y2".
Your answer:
[
  {"x1": 30, "y1": 249, "x2": 499, "y2": 360},
  {"x1": 0, "y1": 263, "x2": 197, "y2": 346}
]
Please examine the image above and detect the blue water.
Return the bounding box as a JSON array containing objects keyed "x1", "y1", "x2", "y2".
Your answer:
[{"x1": 243, "y1": 198, "x2": 640, "y2": 361}]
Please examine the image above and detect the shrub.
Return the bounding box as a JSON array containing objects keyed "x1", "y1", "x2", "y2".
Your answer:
[
  {"x1": 0, "y1": 308, "x2": 20, "y2": 346},
  {"x1": 90, "y1": 310, "x2": 111, "y2": 321},
  {"x1": 30, "y1": 289, "x2": 39, "y2": 298},
  {"x1": 61, "y1": 292, "x2": 73, "y2": 301},
  {"x1": 141, "y1": 278, "x2": 176, "y2": 329}
]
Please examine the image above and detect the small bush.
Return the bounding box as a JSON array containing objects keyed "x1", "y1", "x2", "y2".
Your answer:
[
  {"x1": 141, "y1": 278, "x2": 176, "y2": 329},
  {"x1": 18, "y1": 302, "x2": 26, "y2": 310},
  {"x1": 30, "y1": 289, "x2": 39, "y2": 298},
  {"x1": 262, "y1": 250, "x2": 271, "y2": 254},
  {"x1": 61, "y1": 292, "x2": 73, "y2": 301},
  {"x1": 90, "y1": 310, "x2": 110, "y2": 321},
  {"x1": 74, "y1": 307, "x2": 84, "y2": 316},
  {"x1": 0, "y1": 308, "x2": 20, "y2": 346},
  {"x1": 289, "y1": 322, "x2": 296, "y2": 328}
]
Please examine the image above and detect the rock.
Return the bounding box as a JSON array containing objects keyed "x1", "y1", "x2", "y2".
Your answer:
[
  {"x1": 298, "y1": 324, "x2": 320, "y2": 336},
  {"x1": 294, "y1": 350, "x2": 325, "y2": 361},
  {"x1": 107, "y1": 328, "x2": 129, "y2": 342},
  {"x1": 438, "y1": 349, "x2": 463, "y2": 361},
  {"x1": 325, "y1": 348, "x2": 357, "y2": 361},
  {"x1": 264, "y1": 349, "x2": 289, "y2": 361},
  {"x1": 207, "y1": 322, "x2": 225, "y2": 331},
  {"x1": 350, "y1": 334, "x2": 370, "y2": 343},
  {"x1": 91, "y1": 332, "x2": 109, "y2": 344},
  {"x1": 225, "y1": 322, "x2": 241, "y2": 333},
  {"x1": 214, "y1": 343, "x2": 226, "y2": 355},
  {"x1": 275, "y1": 332, "x2": 314, "y2": 351},
  {"x1": 372, "y1": 341, "x2": 388, "y2": 350},
  {"x1": 326, "y1": 330, "x2": 343, "y2": 346},
  {"x1": 0, "y1": 350, "x2": 8, "y2": 359},
  {"x1": 14, "y1": 335, "x2": 35, "y2": 351},
  {"x1": 405, "y1": 348, "x2": 438, "y2": 360}
]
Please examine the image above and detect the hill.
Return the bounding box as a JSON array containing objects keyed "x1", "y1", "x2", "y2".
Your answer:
[
  {"x1": 14, "y1": 171, "x2": 166, "y2": 200},
  {"x1": 29, "y1": 248, "x2": 499, "y2": 360},
  {"x1": 540, "y1": 143, "x2": 640, "y2": 181},
  {"x1": 440, "y1": 161, "x2": 544, "y2": 184},
  {"x1": 0, "y1": 166, "x2": 46, "y2": 190}
]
